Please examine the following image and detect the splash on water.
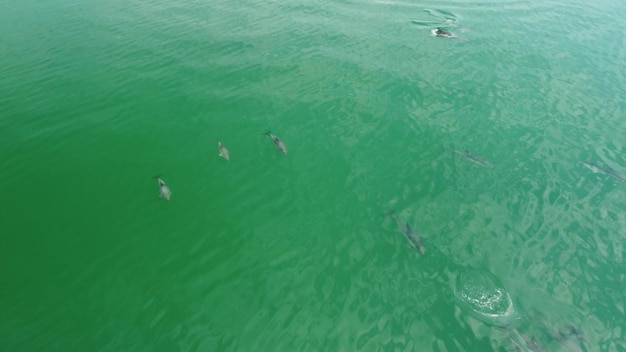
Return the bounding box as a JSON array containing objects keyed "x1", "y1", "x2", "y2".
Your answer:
[{"x1": 452, "y1": 268, "x2": 517, "y2": 327}]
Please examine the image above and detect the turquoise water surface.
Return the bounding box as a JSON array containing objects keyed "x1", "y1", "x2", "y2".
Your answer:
[{"x1": 1, "y1": 0, "x2": 625, "y2": 350}]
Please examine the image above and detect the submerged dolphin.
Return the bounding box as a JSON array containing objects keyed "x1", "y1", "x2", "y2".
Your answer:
[
  {"x1": 262, "y1": 131, "x2": 288, "y2": 155},
  {"x1": 506, "y1": 330, "x2": 547, "y2": 352},
  {"x1": 153, "y1": 175, "x2": 171, "y2": 201},
  {"x1": 217, "y1": 140, "x2": 229, "y2": 161},
  {"x1": 580, "y1": 161, "x2": 626, "y2": 183},
  {"x1": 453, "y1": 149, "x2": 493, "y2": 168},
  {"x1": 387, "y1": 212, "x2": 426, "y2": 255}
]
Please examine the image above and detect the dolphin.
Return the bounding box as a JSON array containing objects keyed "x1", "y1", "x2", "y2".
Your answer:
[
  {"x1": 217, "y1": 140, "x2": 229, "y2": 161},
  {"x1": 387, "y1": 212, "x2": 426, "y2": 255},
  {"x1": 580, "y1": 161, "x2": 626, "y2": 183},
  {"x1": 453, "y1": 149, "x2": 493, "y2": 168},
  {"x1": 431, "y1": 27, "x2": 455, "y2": 38},
  {"x1": 506, "y1": 330, "x2": 547, "y2": 352},
  {"x1": 545, "y1": 325, "x2": 586, "y2": 352},
  {"x1": 153, "y1": 175, "x2": 171, "y2": 201},
  {"x1": 561, "y1": 324, "x2": 586, "y2": 343},
  {"x1": 580, "y1": 161, "x2": 604, "y2": 174},
  {"x1": 262, "y1": 131, "x2": 288, "y2": 155}
]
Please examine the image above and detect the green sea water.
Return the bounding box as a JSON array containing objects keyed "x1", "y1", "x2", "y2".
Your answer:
[{"x1": 1, "y1": 0, "x2": 625, "y2": 350}]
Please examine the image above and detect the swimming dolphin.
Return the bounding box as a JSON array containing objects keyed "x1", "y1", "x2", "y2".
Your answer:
[
  {"x1": 580, "y1": 161, "x2": 626, "y2": 183},
  {"x1": 262, "y1": 131, "x2": 288, "y2": 155},
  {"x1": 453, "y1": 149, "x2": 493, "y2": 168},
  {"x1": 431, "y1": 28, "x2": 455, "y2": 38},
  {"x1": 387, "y1": 212, "x2": 426, "y2": 255},
  {"x1": 153, "y1": 175, "x2": 171, "y2": 201},
  {"x1": 217, "y1": 140, "x2": 229, "y2": 161},
  {"x1": 545, "y1": 325, "x2": 586, "y2": 352},
  {"x1": 560, "y1": 324, "x2": 586, "y2": 343},
  {"x1": 506, "y1": 330, "x2": 547, "y2": 352}
]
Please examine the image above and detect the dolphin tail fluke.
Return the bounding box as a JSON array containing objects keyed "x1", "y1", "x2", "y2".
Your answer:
[
  {"x1": 152, "y1": 174, "x2": 162, "y2": 179},
  {"x1": 262, "y1": 131, "x2": 271, "y2": 136}
]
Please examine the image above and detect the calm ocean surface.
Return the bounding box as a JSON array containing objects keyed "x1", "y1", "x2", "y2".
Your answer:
[{"x1": 1, "y1": 0, "x2": 625, "y2": 350}]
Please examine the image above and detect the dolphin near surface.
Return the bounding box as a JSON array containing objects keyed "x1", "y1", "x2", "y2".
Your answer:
[
  {"x1": 153, "y1": 175, "x2": 171, "y2": 201},
  {"x1": 217, "y1": 140, "x2": 229, "y2": 161},
  {"x1": 387, "y1": 212, "x2": 426, "y2": 255},
  {"x1": 262, "y1": 131, "x2": 288, "y2": 155},
  {"x1": 431, "y1": 28, "x2": 455, "y2": 38},
  {"x1": 451, "y1": 149, "x2": 493, "y2": 168},
  {"x1": 580, "y1": 161, "x2": 626, "y2": 183},
  {"x1": 429, "y1": 27, "x2": 469, "y2": 41}
]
